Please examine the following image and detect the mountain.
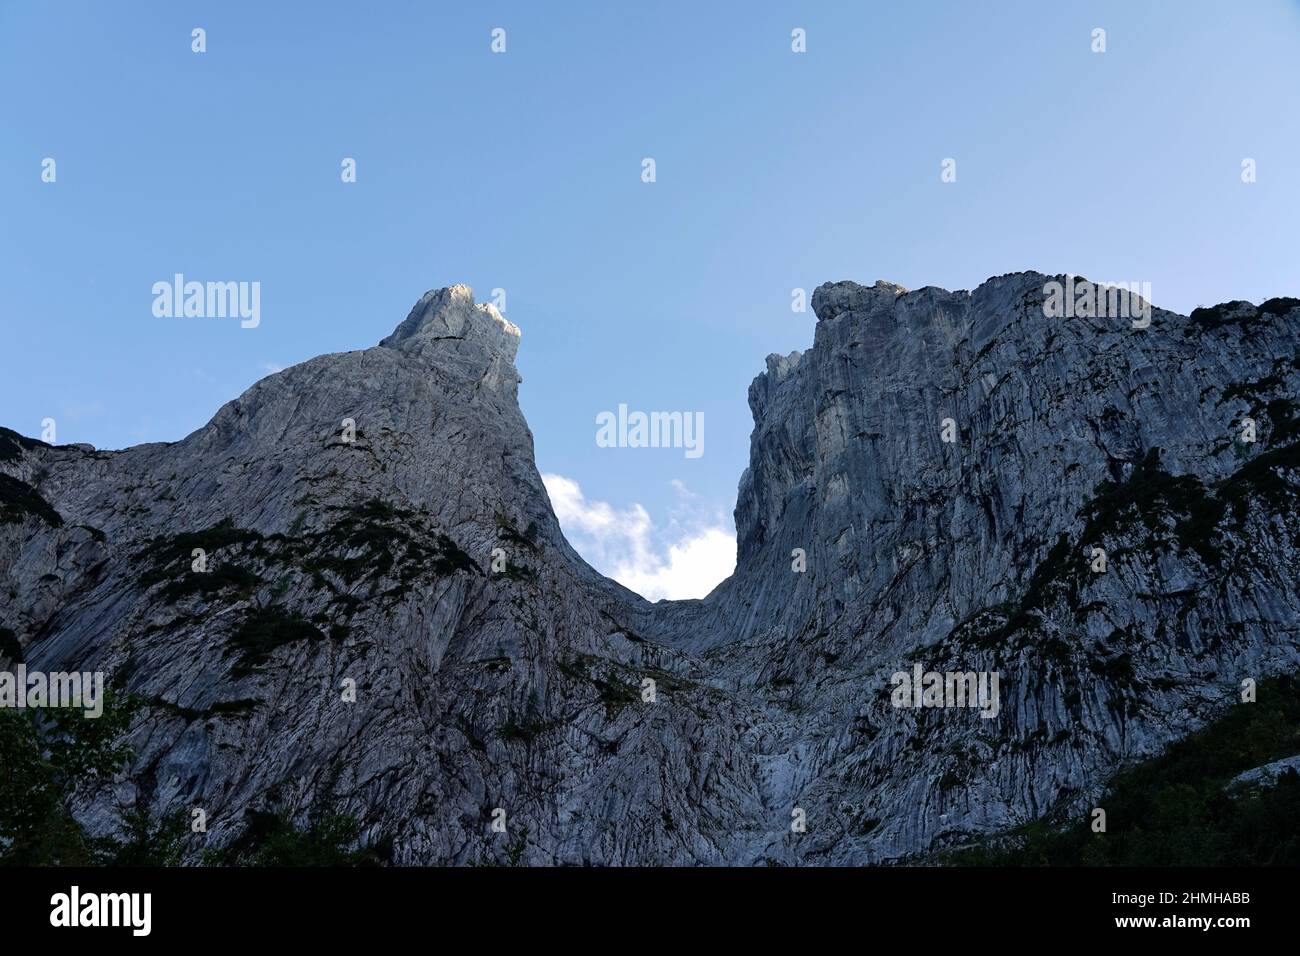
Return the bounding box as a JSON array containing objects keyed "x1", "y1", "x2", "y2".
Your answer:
[{"x1": 3, "y1": 275, "x2": 1299, "y2": 865}]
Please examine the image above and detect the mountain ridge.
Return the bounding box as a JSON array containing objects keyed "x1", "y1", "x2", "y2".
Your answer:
[{"x1": 3, "y1": 273, "x2": 1299, "y2": 865}]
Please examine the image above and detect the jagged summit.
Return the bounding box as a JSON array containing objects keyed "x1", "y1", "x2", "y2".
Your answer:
[
  {"x1": 810, "y1": 270, "x2": 1153, "y2": 323},
  {"x1": 380, "y1": 284, "x2": 521, "y2": 365},
  {"x1": 811, "y1": 278, "x2": 910, "y2": 321}
]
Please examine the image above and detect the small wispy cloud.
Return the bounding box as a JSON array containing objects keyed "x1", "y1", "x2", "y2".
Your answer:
[
  {"x1": 61, "y1": 401, "x2": 105, "y2": 420},
  {"x1": 542, "y1": 473, "x2": 735, "y2": 602}
]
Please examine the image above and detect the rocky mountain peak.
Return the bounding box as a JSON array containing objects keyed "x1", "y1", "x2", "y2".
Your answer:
[
  {"x1": 4, "y1": 274, "x2": 1300, "y2": 867},
  {"x1": 811, "y1": 278, "x2": 910, "y2": 322},
  {"x1": 380, "y1": 284, "x2": 521, "y2": 368}
]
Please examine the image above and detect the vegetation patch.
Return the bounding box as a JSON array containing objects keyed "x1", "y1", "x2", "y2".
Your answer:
[
  {"x1": 947, "y1": 443, "x2": 1294, "y2": 662},
  {"x1": 1188, "y1": 302, "x2": 1258, "y2": 333},
  {"x1": 1087, "y1": 651, "x2": 1135, "y2": 686},
  {"x1": 303, "y1": 501, "x2": 481, "y2": 584},
  {"x1": 227, "y1": 606, "x2": 329, "y2": 677},
  {"x1": 430, "y1": 533, "x2": 479, "y2": 576},
  {"x1": 0, "y1": 626, "x2": 21, "y2": 663},
  {"x1": 0, "y1": 690, "x2": 152, "y2": 865},
  {"x1": 600, "y1": 611, "x2": 649, "y2": 644},
  {"x1": 1216, "y1": 439, "x2": 1300, "y2": 523},
  {"x1": 495, "y1": 512, "x2": 540, "y2": 553},
  {"x1": 470, "y1": 825, "x2": 529, "y2": 867},
  {"x1": 942, "y1": 674, "x2": 1300, "y2": 865},
  {"x1": 1078, "y1": 448, "x2": 1222, "y2": 567},
  {"x1": 0, "y1": 427, "x2": 49, "y2": 463},
  {"x1": 0, "y1": 474, "x2": 63, "y2": 527},
  {"x1": 559, "y1": 655, "x2": 644, "y2": 718},
  {"x1": 133, "y1": 503, "x2": 481, "y2": 614},
  {"x1": 499, "y1": 712, "x2": 553, "y2": 743},
  {"x1": 951, "y1": 533, "x2": 1077, "y2": 654},
  {"x1": 502, "y1": 562, "x2": 539, "y2": 585},
  {"x1": 158, "y1": 563, "x2": 261, "y2": 602},
  {"x1": 135, "y1": 518, "x2": 264, "y2": 589},
  {"x1": 144, "y1": 694, "x2": 261, "y2": 722},
  {"x1": 1257, "y1": 297, "x2": 1300, "y2": 318},
  {"x1": 204, "y1": 807, "x2": 390, "y2": 866},
  {"x1": 1222, "y1": 371, "x2": 1286, "y2": 404}
]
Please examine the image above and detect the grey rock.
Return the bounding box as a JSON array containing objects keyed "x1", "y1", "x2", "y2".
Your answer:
[
  {"x1": 1230, "y1": 754, "x2": 1300, "y2": 791},
  {"x1": 3, "y1": 274, "x2": 1299, "y2": 865}
]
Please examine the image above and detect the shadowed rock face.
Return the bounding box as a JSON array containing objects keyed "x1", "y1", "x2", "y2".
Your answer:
[{"x1": 3, "y1": 274, "x2": 1299, "y2": 865}]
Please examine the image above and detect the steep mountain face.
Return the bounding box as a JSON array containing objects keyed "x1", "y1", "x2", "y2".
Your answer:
[
  {"x1": 651, "y1": 273, "x2": 1300, "y2": 860},
  {"x1": 3, "y1": 275, "x2": 1299, "y2": 864},
  {"x1": 0, "y1": 287, "x2": 763, "y2": 865}
]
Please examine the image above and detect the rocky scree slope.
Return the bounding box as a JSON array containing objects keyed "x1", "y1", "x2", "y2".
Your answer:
[{"x1": 2, "y1": 275, "x2": 1299, "y2": 864}]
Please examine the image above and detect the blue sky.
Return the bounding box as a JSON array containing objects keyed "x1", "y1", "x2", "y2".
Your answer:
[{"x1": 3, "y1": 1, "x2": 1299, "y2": 598}]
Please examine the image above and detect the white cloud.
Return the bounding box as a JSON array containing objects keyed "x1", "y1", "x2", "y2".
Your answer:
[
  {"x1": 542, "y1": 473, "x2": 735, "y2": 602},
  {"x1": 61, "y1": 401, "x2": 105, "y2": 420}
]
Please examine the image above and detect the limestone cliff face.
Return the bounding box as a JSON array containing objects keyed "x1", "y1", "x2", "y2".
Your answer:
[
  {"x1": 655, "y1": 272, "x2": 1300, "y2": 860},
  {"x1": 3, "y1": 275, "x2": 1299, "y2": 864}
]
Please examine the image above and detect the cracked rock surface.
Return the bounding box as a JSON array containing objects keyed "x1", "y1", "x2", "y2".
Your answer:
[{"x1": 3, "y1": 275, "x2": 1299, "y2": 864}]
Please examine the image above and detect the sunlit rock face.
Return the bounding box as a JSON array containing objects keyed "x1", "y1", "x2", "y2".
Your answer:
[{"x1": 3, "y1": 276, "x2": 1299, "y2": 864}]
